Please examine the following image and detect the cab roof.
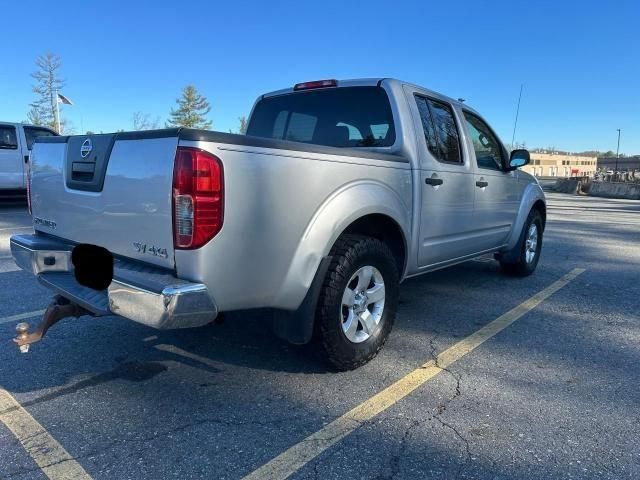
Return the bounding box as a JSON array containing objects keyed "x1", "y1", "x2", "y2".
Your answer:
[{"x1": 261, "y1": 78, "x2": 471, "y2": 111}]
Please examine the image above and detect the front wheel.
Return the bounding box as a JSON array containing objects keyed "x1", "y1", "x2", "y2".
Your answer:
[
  {"x1": 315, "y1": 235, "x2": 399, "y2": 371},
  {"x1": 499, "y1": 209, "x2": 544, "y2": 276}
]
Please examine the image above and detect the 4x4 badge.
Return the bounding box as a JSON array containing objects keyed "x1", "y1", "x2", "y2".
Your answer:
[{"x1": 133, "y1": 242, "x2": 168, "y2": 259}]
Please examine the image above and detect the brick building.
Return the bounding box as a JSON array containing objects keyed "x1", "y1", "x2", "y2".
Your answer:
[{"x1": 521, "y1": 152, "x2": 597, "y2": 177}]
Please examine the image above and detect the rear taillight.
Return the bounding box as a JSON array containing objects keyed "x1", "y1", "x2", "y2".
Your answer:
[{"x1": 172, "y1": 147, "x2": 224, "y2": 249}]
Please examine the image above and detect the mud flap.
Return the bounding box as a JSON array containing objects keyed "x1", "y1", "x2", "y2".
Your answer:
[{"x1": 271, "y1": 256, "x2": 332, "y2": 345}]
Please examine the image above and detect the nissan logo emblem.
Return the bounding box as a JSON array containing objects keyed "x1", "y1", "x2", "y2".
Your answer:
[{"x1": 80, "y1": 138, "x2": 93, "y2": 158}]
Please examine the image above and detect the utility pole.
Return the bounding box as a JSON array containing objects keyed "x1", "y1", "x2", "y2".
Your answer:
[{"x1": 615, "y1": 129, "x2": 621, "y2": 175}]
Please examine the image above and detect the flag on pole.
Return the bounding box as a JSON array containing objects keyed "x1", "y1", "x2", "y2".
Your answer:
[{"x1": 57, "y1": 93, "x2": 73, "y2": 105}]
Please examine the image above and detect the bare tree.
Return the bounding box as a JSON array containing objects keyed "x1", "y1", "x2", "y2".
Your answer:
[
  {"x1": 29, "y1": 53, "x2": 67, "y2": 132},
  {"x1": 238, "y1": 116, "x2": 247, "y2": 135},
  {"x1": 132, "y1": 111, "x2": 161, "y2": 131},
  {"x1": 26, "y1": 107, "x2": 45, "y2": 126}
]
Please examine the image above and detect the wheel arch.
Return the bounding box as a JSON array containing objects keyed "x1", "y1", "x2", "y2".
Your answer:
[
  {"x1": 505, "y1": 183, "x2": 547, "y2": 251},
  {"x1": 340, "y1": 213, "x2": 408, "y2": 278},
  {"x1": 531, "y1": 199, "x2": 547, "y2": 230},
  {"x1": 273, "y1": 181, "x2": 411, "y2": 311},
  {"x1": 271, "y1": 181, "x2": 410, "y2": 345}
]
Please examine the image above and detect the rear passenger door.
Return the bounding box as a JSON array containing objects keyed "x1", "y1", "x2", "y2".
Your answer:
[
  {"x1": 462, "y1": 111, "x2": 520, "y2": 251},
  {"x1": 0, "y1": 125, "x2": 24, "y2": 189},
  {"x1": 409, "y1": 91, "x2": 476, "y2": 267}
]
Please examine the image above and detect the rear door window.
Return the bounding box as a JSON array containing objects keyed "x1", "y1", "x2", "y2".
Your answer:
[
  {"x1": 24, "y1": 127, "x2": 56, "y2": 150},
  {"x1": 414, "y1": 95, "x2": 462, "y2": 164},
  {"x1": 0, "y1": 125, "x2": 18, "y2": 150},
  {"x1": 247, "y1": 86, "x2": 396, "y2": 148}
]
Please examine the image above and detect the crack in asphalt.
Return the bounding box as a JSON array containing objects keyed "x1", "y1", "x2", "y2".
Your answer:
[
  {"x1": 4, "y1": 334, "x2": 474, "y2": 480},
  {"x1": 429, "y1": 334, "x2": 472, "y2": 479},
  {"x1": 367, "y1": 333, "x2": 471, "y2": 480},
  {"x1": 386, "y1": 418, "x2": 428, "y2": 480},
  {"x1": 433, "y1": 415, "x2": 472, "y2": 478}
]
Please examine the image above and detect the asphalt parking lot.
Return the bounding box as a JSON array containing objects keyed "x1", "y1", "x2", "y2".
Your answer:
[{"x1": 0, "y1": 192, "x2": 639, "y2": 480}]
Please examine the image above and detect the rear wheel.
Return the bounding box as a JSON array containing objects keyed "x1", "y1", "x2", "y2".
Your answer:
[
  {"x1": 499, "y1": 209, "x2": 543, "y2": 276},
  {"x1": 315, "y1": 235, "x2": 399, "y2": 371}
]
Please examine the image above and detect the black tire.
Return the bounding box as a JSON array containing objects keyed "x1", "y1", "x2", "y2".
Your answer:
[
  {"x1": 499, "y1": 209, "x2": 544, "y2": 277},
  {"x1": 315, "y1": 234, "x2": 399, "y2": 371}
]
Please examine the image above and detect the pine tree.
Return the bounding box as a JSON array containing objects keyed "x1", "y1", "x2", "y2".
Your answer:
[
  {"x1": 29, "y1": 53, "x2": 66, "y2": 132},
  {"x1": 166, "y1": 85, "x2": 212, "y2": 129}
]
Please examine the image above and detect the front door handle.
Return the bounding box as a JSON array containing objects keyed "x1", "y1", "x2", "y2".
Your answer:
[
  {"x1": 425, "y1": 178, "x2": 444, "y2": 186},
  {"x1": 476, "y1": 180, "x2": 489, "y2": 188},
  {"x1": 24, "y1": 155, "x2": 29, "y2": 164}
]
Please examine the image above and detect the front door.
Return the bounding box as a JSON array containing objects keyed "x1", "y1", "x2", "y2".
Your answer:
[
  {"x1": 409, "y1": 91, "x2": 476, "y2": 267},
  {"x1": 462, "y1": 112, "x2": 520, "y2": 252},
  {"x1": 0, "y1": 125, "x2": 24, "y2": 189}
]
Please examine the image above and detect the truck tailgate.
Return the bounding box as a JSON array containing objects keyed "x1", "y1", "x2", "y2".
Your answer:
[{"x1": 30, "y1": 134, "x2": 179, "y2": 269}]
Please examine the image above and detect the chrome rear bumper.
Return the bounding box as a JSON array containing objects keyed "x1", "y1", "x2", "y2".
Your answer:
[{"x1": 10, "y1": 234, "x2": 217, "y2": 329}]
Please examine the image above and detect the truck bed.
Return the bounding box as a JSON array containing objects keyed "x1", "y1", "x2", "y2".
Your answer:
[{"x1": 30, "y1": 128, "x2": 411, "y2": 312}]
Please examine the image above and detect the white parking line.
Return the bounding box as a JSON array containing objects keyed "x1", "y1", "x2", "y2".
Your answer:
[
  {"x1": 154, "y1": 344, "x2": 222, "y2": 369},
  {"x1": 0, "y1": 310, "x2": 45, "y2": 325},
  {"x1": 0, "y1": 226, "x2": 32, "y2": 232}
]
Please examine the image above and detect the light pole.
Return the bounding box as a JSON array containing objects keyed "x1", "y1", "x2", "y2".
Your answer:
[{"x1": 615, "y1": 128, "x2": 621, "y2": 174}]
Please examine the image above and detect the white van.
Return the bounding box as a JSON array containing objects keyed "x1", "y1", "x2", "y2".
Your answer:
[{"x1": 0, "y1": 122, "x2": 58, "y2": 196}]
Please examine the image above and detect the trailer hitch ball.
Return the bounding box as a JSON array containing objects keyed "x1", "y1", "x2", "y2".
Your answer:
[
  {"x1": 15, "y1": 322, "x2": 31, "y2": 353},
  {"x1": 12, "y1": 296, "x2": 91, "y2": 353}
]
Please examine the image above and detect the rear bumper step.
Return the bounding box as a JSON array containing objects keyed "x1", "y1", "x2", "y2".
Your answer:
[{"x1": 10, "y1": 234, "x2": 217, "y2": 329}]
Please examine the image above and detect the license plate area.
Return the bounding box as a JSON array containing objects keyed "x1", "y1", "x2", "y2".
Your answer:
[{"x1": 72, "y1": 244, "x2": 113, "y2": 291}]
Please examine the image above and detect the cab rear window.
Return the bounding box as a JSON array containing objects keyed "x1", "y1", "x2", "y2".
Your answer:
[
  {"x1": 0, "y1": 125, "x2": 18, "y2": 149},
  {"x1": 247, "y1": 86, "x2": 396, "y2": 148}
]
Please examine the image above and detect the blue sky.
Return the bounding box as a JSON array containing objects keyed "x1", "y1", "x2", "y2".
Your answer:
[{"x1": 2, "y1": 0, "x2": 638, "y2": 153}]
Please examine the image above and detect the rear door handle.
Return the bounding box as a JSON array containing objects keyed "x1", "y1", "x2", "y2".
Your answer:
[
  {"x1": 476, "y1": 180, "x2": 489, "y2": 188},
  {"x1": 24, "y1": 155, "x2": 29, "y2": 164},
  {"x1": 425, "y1": 178, "x2": 444, "y2": 186}
]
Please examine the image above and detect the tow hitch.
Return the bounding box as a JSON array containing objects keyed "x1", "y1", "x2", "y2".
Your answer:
[{"x1": 13, "y1": 295, "x2": 90, "y2": 353}]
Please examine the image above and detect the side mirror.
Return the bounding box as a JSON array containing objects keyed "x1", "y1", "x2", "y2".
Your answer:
[{"x1": 508, "y1": 149, "x2": 530, "y2": 171}]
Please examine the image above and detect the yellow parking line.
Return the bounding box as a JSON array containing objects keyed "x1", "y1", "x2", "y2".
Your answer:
[
  {"x1": 0, "y1": 310, "x2": 45, "y2": 325},
  {"x1": 243, "y1": 268, "x2": 586, "y2": 480},
  {"x1": 0, "y1": 389, "x2": 92, "y2": 480}
]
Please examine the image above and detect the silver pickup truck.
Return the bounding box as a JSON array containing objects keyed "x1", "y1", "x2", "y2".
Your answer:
[{"x1": 10, "y1": 78, "x2": 545, "y2": 370}]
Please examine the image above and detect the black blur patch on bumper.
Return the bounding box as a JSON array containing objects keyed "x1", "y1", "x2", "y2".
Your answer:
[{"x1": 72, "y1": 244, "x2": 113, "y2": 291}]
